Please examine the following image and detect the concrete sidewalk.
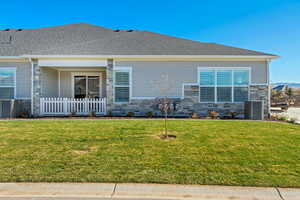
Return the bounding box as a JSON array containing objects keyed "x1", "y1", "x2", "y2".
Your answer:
[{"x1": 0, "y1": 183, "x2": 299, "y2": 200}]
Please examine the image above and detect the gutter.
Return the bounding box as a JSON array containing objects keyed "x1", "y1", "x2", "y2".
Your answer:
[{"x1": 19, "y1": 55, "x2": 279, "y2": 59}]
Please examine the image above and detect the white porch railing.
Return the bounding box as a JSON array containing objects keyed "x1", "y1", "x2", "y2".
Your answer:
[{"x1": 40, "y1": 98, "x2": 106, "y2": 116}]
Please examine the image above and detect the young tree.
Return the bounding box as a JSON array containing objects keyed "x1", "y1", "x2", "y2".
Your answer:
[
  {"x1": 286, "y1": 87, "x2": 295, "y2": 106},
  {"x1": 286, "y1": 87, "x2": 294, "y2": 98},
  {"x1": 151, "y1": 74, "x2": 176, "y2": 138}
]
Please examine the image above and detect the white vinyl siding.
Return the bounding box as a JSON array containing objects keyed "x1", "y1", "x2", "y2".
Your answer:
[
  {"x1": 114, "y1": 67, "x2": 131, "y2": 103},
  {"x1": 199, "y1": 68, "x2": 250, "y2": 103},
  {"x1": 0, "y1": 68, "x2": 16, "y2": 99}
]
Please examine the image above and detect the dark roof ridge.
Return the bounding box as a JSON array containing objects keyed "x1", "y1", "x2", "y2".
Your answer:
[{"x1": 10, "y1": 22, "x2": 112, "y2": 31}]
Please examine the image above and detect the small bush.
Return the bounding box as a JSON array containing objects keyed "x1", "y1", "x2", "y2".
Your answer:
[
  {"x1": 191, "y1": 112, "x2": 199, "y2": 119},
  {"x1": 229, "y1": 111, "x2": 237, "y2": 119},
  {"x1": 270, "y1": 114, "x2": 279, "y2": 121},
  {"x1": 288, "y1": 118, "x2": 297, "y2": 124},
  {"x1": 209, "y1": 111, "x2": 219, "y2": 119},
  {"x1": 107, "y1": 111, "x2": 112, "y2": 117},
  {"x1": 127, "y1": 112, "x2": 135, "y2": 117},
  {"x1": 278, "y1": 116, "x2": 288, "y2": 122},
  {"x1": 18, "y1": 111, "x2": 30, "y2": 118},
  {"x1": 89, "y1": 111, "x2": 96, "y2": 117},
  {"x1": 70, "y1": 111, "x2": 76, "y2": 117},
  {"x1": 146, "y1": 111, "x2": 153, "y2": 118}
]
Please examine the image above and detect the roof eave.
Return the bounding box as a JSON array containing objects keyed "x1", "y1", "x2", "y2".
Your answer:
[{"x1": 19, "y1": 55, "x2": 279, "y2": 59}]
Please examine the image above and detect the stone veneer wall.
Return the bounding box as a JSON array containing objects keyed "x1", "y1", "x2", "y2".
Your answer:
[
  {"x1": 32, "y1": 60, "x2": 41, "y2": 117},
  {"x1": 110, "y1": 84, "x2": 269, "y2": 118},
  {"x1": 106, "y1": 59, "x2": 114, "y2": 114}
]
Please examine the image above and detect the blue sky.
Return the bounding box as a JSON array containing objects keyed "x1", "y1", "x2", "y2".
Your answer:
[{"x1": 1, "y1": 0, "x2": 299, "y2": 82}]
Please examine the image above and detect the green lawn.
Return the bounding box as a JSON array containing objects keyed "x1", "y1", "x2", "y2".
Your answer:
[{"x1": 0, "y1": 120, "x2": 299, "y2": 187}]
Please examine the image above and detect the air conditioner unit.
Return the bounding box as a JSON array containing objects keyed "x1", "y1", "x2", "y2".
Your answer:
[
  {"x1": 244, "y1": 101, "x2": 264, "y2": 120},
  {"x1": 0, "y1": 100, "x2": 15, "y2": 118}
]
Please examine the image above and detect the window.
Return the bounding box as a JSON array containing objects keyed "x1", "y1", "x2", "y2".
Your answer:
[
  {"x1": 217, "y1": 70, "x2": 232, "y2": 102},
  {"x1": 233, "y1": 70, "x2": 249, "y2": 102},
  {"x1": 72, "y1": 73, "x2": 101, "y2": 98},
  {"x1": 0, "y1": 68, "x2": 16, "y2": 99},
  {"x1": 114, "y1": 68, "x2": 131, "y2": 103},
  {"x1": 199, "y1": 68, "x2": 249, "y2": 103}
]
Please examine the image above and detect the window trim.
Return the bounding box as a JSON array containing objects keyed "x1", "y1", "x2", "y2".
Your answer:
[
  {"x1": 113, "y1": 66, "x2": 132, "y2": 104},
  {"x1": 197, "y1": 67, "x2": 251, "y2": 103},
  {"x1": 0, "y1": 67, "x2": 16, "y2": 99}
]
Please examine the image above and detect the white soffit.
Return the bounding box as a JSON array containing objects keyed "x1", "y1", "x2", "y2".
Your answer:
[{"x1": 38, "y1": 59, "x2": 107, "y2": 67}]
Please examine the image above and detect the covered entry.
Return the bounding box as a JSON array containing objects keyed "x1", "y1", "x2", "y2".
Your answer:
[{"x1": 38, "y1": 59, "x2": 108, "y2": 116}]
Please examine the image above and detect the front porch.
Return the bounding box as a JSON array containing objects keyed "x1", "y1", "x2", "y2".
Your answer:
[{"x1": 32, "y1": 59, "x2": 114, "y2": 117}]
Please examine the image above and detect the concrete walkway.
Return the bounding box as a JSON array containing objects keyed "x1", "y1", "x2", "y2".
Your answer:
[{"x1": 0, "y1": 183, "x2": 299, "y2": 200}]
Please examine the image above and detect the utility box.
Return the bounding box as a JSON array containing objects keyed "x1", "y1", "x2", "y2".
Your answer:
[
  {"x1": 0, "y1": 100, "x2": 14, "y2": 118},
  {"x1": 244, "y1": 101, "x2": 264, "y2": 120}
]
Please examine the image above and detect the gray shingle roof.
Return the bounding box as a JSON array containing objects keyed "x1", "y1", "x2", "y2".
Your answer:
[{"x1": 0, "y1": 23, "x2": 276, "y2": 57}]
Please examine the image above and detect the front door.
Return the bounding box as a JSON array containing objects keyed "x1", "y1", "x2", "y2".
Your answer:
[{"x1": 74, "y1": 74, "x2": 100, "y2": 98}]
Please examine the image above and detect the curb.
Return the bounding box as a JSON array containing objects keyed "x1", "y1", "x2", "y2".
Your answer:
[{"x1": 0, "y1": 183, "x2": 299, "y2": 200}]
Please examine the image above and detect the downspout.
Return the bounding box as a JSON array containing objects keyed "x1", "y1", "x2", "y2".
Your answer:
[
  {"x1": 266, "y1": 59, "x2": 271, "y2": 117},
  {"x1": 29, "y1": 58, "x2": 34, "y2": 116}
]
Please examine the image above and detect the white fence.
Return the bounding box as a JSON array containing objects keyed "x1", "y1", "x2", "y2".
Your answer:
[{"x1": 40, "y1": 98, "x2": 106, "y2": 116}]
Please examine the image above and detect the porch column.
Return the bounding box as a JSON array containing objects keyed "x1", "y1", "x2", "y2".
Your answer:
[
  {"x1": 31, "y1": 60, "x2": 42, "y2": 117},
  {"x1": 106, "y1": 59, "x2": 114, "y2": 115}
]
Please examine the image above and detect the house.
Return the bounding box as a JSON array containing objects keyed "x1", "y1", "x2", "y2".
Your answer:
[
  {"x1": 0, "y1": 23, "x2": 278, "y2": 118},
  {"x1": 272, "y1": 84, "x2": 288, "y2": 92}
]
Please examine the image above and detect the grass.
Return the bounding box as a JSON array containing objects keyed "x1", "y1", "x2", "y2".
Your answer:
[{"x1": 0, "y1": 119, "x2": 299, "y2": 187}]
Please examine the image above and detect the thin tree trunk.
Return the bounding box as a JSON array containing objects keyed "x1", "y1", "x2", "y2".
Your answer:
[
  {"x1": 164, "y1": 97, "x2": 168, "y2": 138},
  {"x1": 165, "y1": 110, "x2": 167, "y2": 137}
]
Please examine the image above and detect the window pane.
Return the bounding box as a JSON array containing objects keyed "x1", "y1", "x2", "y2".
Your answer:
[
  {"x1": 217, "y1": 87, "x2": 232, "y2": 102},
  {"x1": 200, "y1": 87, "x2": 215, "y2": 102},
  {"x1": 0, "y1": 87, "x2": 14, "y2": 99},
  {"x1": 74, "y1": 76, "x2": 86, "y2": 98},
  {"x1": 115, "y1": 71, "x2": 129, "y2": 85},
  {"x1": 0, "y1": 69, "x2": 15, "y2": 87},
  {"x1": 88, "y1": 76, "x2": 100, "y2": 98},
  {"x1": 234, "y1": 87, "x2": 248, "y2": 102},
  {"x1": 115, "y1": 87, "x2": 129, "y2": 102},
  {"x1": 200, "y1": 70, "x2": 214, "y2": 85},
  {"x1": 217, "y1": 70, "x2": 232, "y2": 86},
  {"x1": 234, "y1": 70, "x2": 249, "y2": 85}
]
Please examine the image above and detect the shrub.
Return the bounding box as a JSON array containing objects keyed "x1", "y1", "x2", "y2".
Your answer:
[
  {"x1": 18, "y1": 111, "x2": 30, "y2": 118},
  {"x1": 127, "y1": 112, "x2": 135, "y2": 117},
  {"x1": 107, "y1": 111, "x2": 112, "y2": 117},
  {"x1": 229, "y1": 111, "x2": 237, "y2": 119},
  {"x1": 89, "y1": 111, "x2": 96, "y2": 117},
  {"x1": 146, "y1": 111, "x2": 153, "y2": 118},
  {"x1": 288, "y1": 118, "x2": 297, "y2": 124},
  {"x1": 70, "y1": 111, "x2": 76, "y2": 117},
  {"x1": 270, "y1": 114, "x2": 279, "y2": 121},
  {"x1": 191, "y1": 112, "x2": 199, "y2": 119},
  {"x1": 209, "y1": 111, "x2": 219, "y2": 119},
  {"x1": 278, "y1": 115, "x2": 288, "y2": 122}
]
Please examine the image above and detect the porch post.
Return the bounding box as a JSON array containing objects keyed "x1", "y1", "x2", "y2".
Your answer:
[
  {"x1": 106, "y1": 59, "x2": 114, "y2": 115},
  {"x1": 31, "y1": 60, "x2": 42, "y2": 117}
]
